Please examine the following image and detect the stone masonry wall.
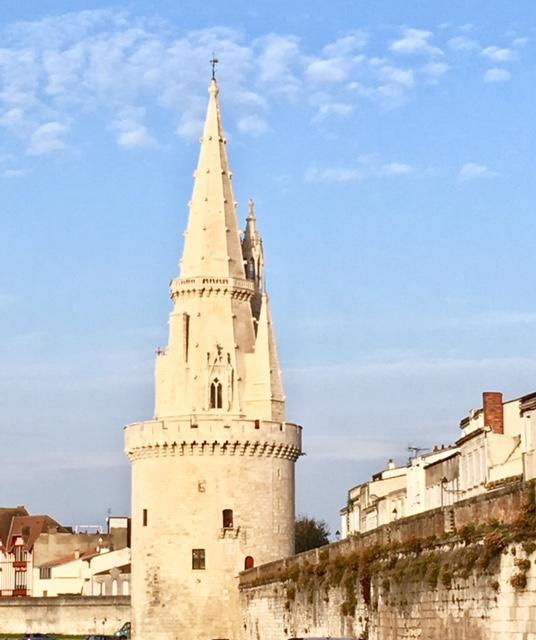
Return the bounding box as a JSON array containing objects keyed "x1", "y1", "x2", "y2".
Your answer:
[
  {"x1": 240, "y1": 481, "x2": 536, "y2": 640},
  {"x1": 0, "y1": 596, "x2": 130, "y2": 635}
]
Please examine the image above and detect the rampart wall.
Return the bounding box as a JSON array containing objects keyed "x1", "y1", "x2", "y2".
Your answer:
[
  {"x1": 239, "y1": 481, "x2": 536, "y2": 640},
  {"x1": 0, "y1": 596, "x2": 130, "y2": 635}
]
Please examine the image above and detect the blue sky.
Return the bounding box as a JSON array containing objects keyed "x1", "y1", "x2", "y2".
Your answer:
[{"x1": 1, "y1": 0, "x2": 535, "y2": 534}]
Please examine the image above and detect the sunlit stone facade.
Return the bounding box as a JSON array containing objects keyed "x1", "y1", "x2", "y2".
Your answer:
[{"x1": 125, "y1": 79, "x2": 301, "y2": 640}]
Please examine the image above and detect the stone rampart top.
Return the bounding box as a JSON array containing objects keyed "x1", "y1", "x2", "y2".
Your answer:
[{"x1": 125, "y1": 417, "x2": 302, "y2": 461}]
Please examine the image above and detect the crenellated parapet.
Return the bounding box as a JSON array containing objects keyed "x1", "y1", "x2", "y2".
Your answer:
[
  {"x1": 170, "y1": 275, "x2": 254, "y2": 302},
  {"x1": 125, "y1": 417, "x2": 302, "y2": 462}
]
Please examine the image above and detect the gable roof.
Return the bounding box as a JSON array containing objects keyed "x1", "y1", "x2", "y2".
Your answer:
[
  {"x1": 7, "y1": 515, "x2": 69, "y2": 552},
  {"x1": 0, "y1": 506, "x2": 29, "y2": 548}
]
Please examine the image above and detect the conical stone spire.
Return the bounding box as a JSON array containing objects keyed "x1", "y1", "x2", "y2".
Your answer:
[{"x1": 180, "y1": 80, "x2": 245, "y2": 279}]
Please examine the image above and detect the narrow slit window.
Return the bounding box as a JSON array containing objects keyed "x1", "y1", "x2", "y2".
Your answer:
[
  {"x1": 248, "y1": 257, "x2": 256, "y2": 280},
  {"x1": 143, "y1": 509, "x2": 148, "y2": 527},
  {"x1": 222, "y1": 509, "x2": 233, "y2": 529},
  {"x1": 192, "y1": 548, "x2": 206, "y2": 570},
  {"x1": 183, "y1": 313, "x2": 190, "y2": 363}
]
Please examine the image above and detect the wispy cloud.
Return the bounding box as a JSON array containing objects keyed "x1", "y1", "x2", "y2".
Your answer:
[
  {"x1": 481, "y1": 46, "x2": 517, "y2": 62},
  {"x1": 0, "y1": 13, "x2": 525, "y2": 159},
  {"x1": 237, "y1": 114, "x2": 269, "y2": 135},
  {"x1": 306, "y1": 435, "x2": 408, "y2": 461},
  {"x1": 421, "y1": 61, "x2": 450, "y2": 80},
  {"x1": 484, "y1": 68, "x2": 511, "y2": 83},
  {"x1": 447, "y1": 310, "x2": 536, "y2": 327},
  {"x1": 448, "y1": 36, "x2": 479, "y2": 52},
  {"x1": 305, "y1": 155, "x2": 427, "y2": 184},
  {"x1": 285, "y1": 355, "x2": 536, "y2": 379},
  {"x1": 458, "y1": 162, "x2": 497, "y2": 181},
  {"x1": 311, "y1": 102, "x2": 354, "y2": 122},
  {"x1": 1, "y1": 167, "x2": 28, "y2": 178},
  {"x1": 112, "y1": 106, "x2": 158, "y2": 149},
  {"x1": 390, "y1": 28, "x2": 443, "y2": 57},
  {"x1": 28, "y1": 121, "x2": 70, "y2": 155},
  {"x1": 0, "y1": 450, "x2": 127, "y2": 474}
]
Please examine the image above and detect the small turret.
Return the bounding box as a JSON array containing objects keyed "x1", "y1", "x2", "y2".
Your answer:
[{"x1": 242, "y1": 198, "x2": 265, "y2": 323}]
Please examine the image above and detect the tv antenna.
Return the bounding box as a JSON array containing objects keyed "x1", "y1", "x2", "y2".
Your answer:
[{"x1": 407, "y1": 445, "x2": 427, "y2": 461}]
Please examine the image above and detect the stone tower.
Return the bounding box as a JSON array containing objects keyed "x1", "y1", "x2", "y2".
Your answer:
[{"x1": 125, "y1": 78, "x2": 302, "y2": 640}]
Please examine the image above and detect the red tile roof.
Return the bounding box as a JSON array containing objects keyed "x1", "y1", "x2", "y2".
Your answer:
[
  {"x1": 7, "y1": 515, "x2": 69, "y2": 552},
  {"x1": 0, "y1": 507, "x2": 29, "y2": 548}
]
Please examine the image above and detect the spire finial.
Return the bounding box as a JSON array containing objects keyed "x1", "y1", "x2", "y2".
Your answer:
[
  {"x1": 248, "y1": 198, "x2": 255, "y2": 219},
  {"x1": 210, "y1": 54, "x2": 219, "y2": 81}
]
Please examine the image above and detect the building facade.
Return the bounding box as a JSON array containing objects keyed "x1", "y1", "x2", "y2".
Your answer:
[
  {"x1": 125, "y1": 79, "x2": 302, "y2": 640},
  {"x1": 341, "y1": 389, "x2": 535, "y2": 539},
  {"x1": 0, "y1": 509, "x2": 130, "y2": 598}
]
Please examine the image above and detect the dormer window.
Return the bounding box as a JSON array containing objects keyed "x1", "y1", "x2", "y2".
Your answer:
[{"x1": 210, "y1": 378, "x2": 223, "y2": 409}]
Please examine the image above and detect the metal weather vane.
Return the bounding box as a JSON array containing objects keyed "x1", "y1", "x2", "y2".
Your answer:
[{"x1": 210, "y1": 54, "x2": 219, "y2": 80}]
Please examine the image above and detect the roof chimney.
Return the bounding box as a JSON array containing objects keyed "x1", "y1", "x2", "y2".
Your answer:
[
  {"x1": 388, "y1": 459, "x2": 395, "y2": 470},
  {"x1": 483, "y1": 392, "x2": 504, "y2": 434}
]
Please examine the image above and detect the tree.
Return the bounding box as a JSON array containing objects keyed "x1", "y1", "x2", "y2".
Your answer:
[{"x1": 295, "y1": 515, "x2": 330, "y2": 554}]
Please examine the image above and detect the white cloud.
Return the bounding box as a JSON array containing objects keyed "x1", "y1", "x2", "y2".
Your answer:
[
  {"x1": 0, "y1": 11, "x2": 515, "y2": 163},
  {"x1": 484, "y1": 68, "x2": 511, "y2": 83},
  {"x1": 305, "y1": 166, "x2": 363, "y2": 184},
  {"x1": 255, "y1": 33, "x2": 301, "y2": 95},
  {"x1": 305, "y1": 157, "x2": 418, "y2": 183},
  {"x1": 481, "y1": 46, "x2": 517, "y2": 62},
  {"x1": 237, "y1": 114, "x2": 268, "y2": 135},
  {"x1": 458, "y1": 162, "x2": 497, "y2": 181},
  {"x1": 306, "y1": 58, "x2": 348, "y2": 84},
  {"x1": 1, "y1": 168, "x2": 28, "y2": 178},
  {"x1": 379, "y1": 65, "x2": 415, "y2": 88},
  {"x1": 512, "y1": 37, "x2": 529, "y2": 47},
  {"x1": 447, "y1": 310, "x2": 536, "y2": 327},
  {"x1": 117, "y1": 127, "x2": 156, "y2": 149},
  {"x1": 379, "y1": 162, "x2": 413, "y2": 176},
  {"x1": 112, "y1": 106, "x2": 157, "y2": 149},
  {"x1": 390, "y1": 28, "x2": 443, "y2": 56},
  {"x1": 311, "y1": 102, "x2": 353, "y2": 122},
  {"x1": 286, "y1": 355, "x2": 536, "y2": 378},
  {"x1": 448, "y1": 36, "x2": 479, "y2": 52},
  {"x1": 421, "y1": 61, "x2": 450, "y2": 78},
  {"x1": 322, "y1": 31, "x2": 368, "y2": 57},
  {"x1": 28, "y1": 121, "x2": 69, "y2": 155}
]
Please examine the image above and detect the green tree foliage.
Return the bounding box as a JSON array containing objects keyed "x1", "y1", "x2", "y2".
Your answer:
[{"x1": 295, "y1": 515, "x2": 330, "y2": 554}]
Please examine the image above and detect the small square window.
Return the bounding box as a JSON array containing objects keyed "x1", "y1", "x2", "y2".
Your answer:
[
  {"x1": 39, "y1": 567, "x2": 51, "y2": 580},
  {"x1": 192, "y1": 548, "x2": 206, "y2": 570}
]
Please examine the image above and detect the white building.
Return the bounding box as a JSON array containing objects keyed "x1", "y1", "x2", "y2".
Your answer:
[
  {"x1": 406, "y1": 446, "x2": 459, "y2": 516},
  {"x1": 457, "y1": 392, "x2": 524, "y2": 498},
  {"x1": 33, "y1": 546, "x2": 130, "y2": 597},
  {"x1": 341, "y1": 389, "x2": 533, "y2": 540},
  {"x1": 521, "y1": 392, "x2": 536, "y2": 480},
  {"x1": 341, "y1": 460, "x2": 407, "y2": 537}
]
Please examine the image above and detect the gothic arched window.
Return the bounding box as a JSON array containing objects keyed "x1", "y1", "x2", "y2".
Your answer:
[{"x1": 210, "y1": 378, "x2": 223, "y2": 409}]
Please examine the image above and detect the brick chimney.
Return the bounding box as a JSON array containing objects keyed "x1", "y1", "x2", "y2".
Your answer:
[{"x1": 483, "y1": 392, "x2": 504, "y2": 434}]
